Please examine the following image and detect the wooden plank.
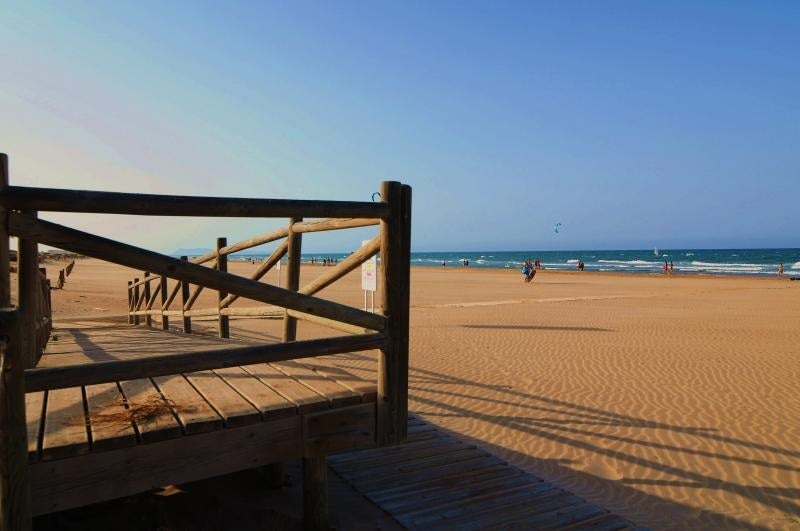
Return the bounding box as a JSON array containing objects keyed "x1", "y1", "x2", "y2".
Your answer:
[
  {"x1": 370, "y1": 464, "x2": 520, "y2": 505},
  {"x1": 25, "y1": 333, "x2": 387, "y2": 392},
  {"x1": 2, "y1": 185, "x2": 389, "y2": 219},
  {"x1": 24, "y1": 391, "x2": 45, "y2": 462},
  {"x1": 415, "y1": 483, "x2": 563, "y2": 530},
  {"x1": 329, "y1": 432, "x2": 452, "y2": 467},
  {"x1": 273, "y1": 361, "x2": 361, "y2": 408},
  {"x1": 283, "y1": 216, "x2": 302, "y2": 341},
  {"x1": 84, "y1": 382, "x2": 137, "y2": 452},
  {"x1": 8, "y1": 213, "x2": 388, "y2": 332},
  {"x1": 183, "y1": 370, "x2": 260, "y2": 428},
  {"x1": 303, "y1": 455, "x2": 328, "y2": 531},
  {"x1": 213, "y1": 366, "x2": 297, "y2": 421},
  {"x1": 118, "y1": 378, "x2": 182, "y2": 444},
  {"x1": 29, "y1": 416, "x2": 303, "y2": 516},
  {"x1": 152, "y1": 374, "x2": 222, "y2": 435},
  {"x1": 514, "y1": 501, "x2": 607, "y2": 529},
  {"x1": 348, "y1": 447, "x2": 489, "y2": 487},
  {"x1": 383, "y1": 470, "x2": 537, "y2": 514},
  {"x1": 408, "y1": 482, "x2": 562, "y2": 529},
  {"x1": 298, "y1": 358, "x2": 377, "y2": 401},
  {"x1": 240, "y1": 363, "x2": 330, "y2": 414},
  {"x1": 333, "y1": 437, "x2": 466, "y2": 475},
  {"x1": 354, "y1": 453, "x2": 502, "y2": 492},
  {"x1": 40, "y1": 386, "x2": 89, "y2": 461}
]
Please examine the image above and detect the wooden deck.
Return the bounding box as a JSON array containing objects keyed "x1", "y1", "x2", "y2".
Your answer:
[
  {"x1": 330, "y1": 417, "x2": 639, "y2": 530},
  {"x1": 25, "y1": 319, "x2": 379, "y2": 516}
]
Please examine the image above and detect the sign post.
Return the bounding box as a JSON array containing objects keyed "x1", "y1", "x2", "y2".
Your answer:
[{"x1": 361, "y1": 240, "x2": 377, "y2": 312}]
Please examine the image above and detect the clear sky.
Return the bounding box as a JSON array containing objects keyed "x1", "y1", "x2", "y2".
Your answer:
[{"x1": 1, "y1": 1, "x2": 798, "y2": 253}]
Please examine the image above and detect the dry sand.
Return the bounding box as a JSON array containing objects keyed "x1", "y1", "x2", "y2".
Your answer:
[{"x1": 42, "y1": 258, "x2": 800, "y2": 530}]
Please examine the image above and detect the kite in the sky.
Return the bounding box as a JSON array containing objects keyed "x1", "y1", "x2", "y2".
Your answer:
[{"x1": 554, "y1": 222, "x2": 563, "y2": 234}]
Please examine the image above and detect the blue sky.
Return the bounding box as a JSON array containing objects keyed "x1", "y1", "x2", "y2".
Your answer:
[{"x1": 1, "y1": 1, "x2": 798, "y2": 253}]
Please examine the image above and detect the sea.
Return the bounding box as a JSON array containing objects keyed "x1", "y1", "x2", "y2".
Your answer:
[{"x1": 230, "y1": 248, "x2": 800, "y2": 277}]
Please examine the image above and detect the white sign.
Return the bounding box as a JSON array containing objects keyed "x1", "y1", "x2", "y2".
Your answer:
[{"x1": 361, "y1": 241, "x2": 377, "y2": 292}]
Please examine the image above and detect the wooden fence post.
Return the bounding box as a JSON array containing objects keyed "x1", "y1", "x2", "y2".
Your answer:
[
  {"x1": 0, "y1": 155, "x2": 9, "y2": 306},
  {"x1": 160, "y1": 277, "x2": 169, "y2": 330},
  {"x1": 180, "y1": 256, "x2": 191, "y2": 334},
  {"x1": 127, "y1": 281, "x2": 134, "y2": 324},
  {"x1": 132, "y1": 278, "x2": 140, "y2": 326},
  {"x1": 217, "y1": 238, "x2": 229, "y2": 339},
  {"x1": 17, "y1": 211, "x2": 39, "y2": 370},
  {"x1": 0, "y1": 153, "x2": 33, "y2": 531},
  {"x1": 377, "y1": 181, "x2": 411, "y2": 446},
  {"x1": 143, "y1": 272, "x2": 152, "y2": 327},
  {"x1": 283, "y1": 218, "x2": 302, "y2": 343},
  {"x1": 303, "y1": 455, "x2": 328, "y2": 531}
]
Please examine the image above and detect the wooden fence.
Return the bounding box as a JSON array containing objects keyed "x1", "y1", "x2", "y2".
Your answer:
[{"x1": 0, "y1": 153, "x2": 411, "y2": 530}]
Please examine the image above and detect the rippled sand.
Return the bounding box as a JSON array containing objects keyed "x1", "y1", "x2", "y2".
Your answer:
[{"x1": 49, "y1": 259, "x2": 800, "y2": 529}]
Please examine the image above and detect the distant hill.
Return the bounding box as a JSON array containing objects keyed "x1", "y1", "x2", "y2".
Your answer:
[{"x1": 171, "y1": 248, "x2": 213, "y2": 257}]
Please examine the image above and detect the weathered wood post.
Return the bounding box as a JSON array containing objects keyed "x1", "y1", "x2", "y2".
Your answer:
[
  {"x1": 283, "y1": 218, "x2": 302, "y2": 342},
  {"x1": 127, "y1": 281, "x2": 134, "y2": 324},
  {"x1": 0, "y1": 153, "x2": 33, "y2": 530},
  {"x1": 217, "y1": 238, "x2": 229, "y2": 339},
  {"x1": 17, "y1": 211, "x2": 39, "y2": 369},
  {"x1": 143, "y1": 272, "x2": 152, "y2": 327},
  {"x1": 132, "y1": 278, "x2": 140, "y2": 326},
  {"x1": 57, "y1": 270, "x2": 65, "y2": 289},
  {"x1": 377, "y1": 181, "x2": 412, "y2": 446},
  {"x1": 303, "y1": 455, "x2": 328, "y2": 531},
  {"x1": 160, "y1": 277, "x2": 169, "y2": 330},
  {"x1": 180, "y1": 256, "x2": 192, "y2": 334}
]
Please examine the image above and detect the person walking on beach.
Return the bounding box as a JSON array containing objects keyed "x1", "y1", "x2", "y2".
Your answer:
[
  {"x1": 663, "y1": 260, "x2": 669, "y2": 274},
  {"x1": 669, "y1": 261, "x2": 674, "y2": 274},
  {"x1": 778, "y1": 262, "x2": 784, "y2": 277}
]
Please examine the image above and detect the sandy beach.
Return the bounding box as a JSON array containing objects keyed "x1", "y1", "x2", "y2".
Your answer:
[{"x1": 41, "y1": 258, "x2": 800, "y2": 530}]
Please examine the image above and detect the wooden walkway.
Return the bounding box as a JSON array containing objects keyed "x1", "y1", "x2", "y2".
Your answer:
[
  {"x1": 330, "y1": 417, "x2": 639, "y2": 530},
  {"x1": 25, "y1": 319, "x2": 378, "y2": 516},
  {"x1": 30, "y1": 320, "x2": 635, "y2": 529}
]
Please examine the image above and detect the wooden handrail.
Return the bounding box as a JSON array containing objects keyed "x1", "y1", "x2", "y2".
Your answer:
[
  {"x1": 1, "y1": 186, "x2": 389, "y2": 219},
  {"x1": 9, "y1": 213, "x2": 387, "y2": 332},
  {"x1": 24, "y1": 333, "x2": 387, "y2": 392}
]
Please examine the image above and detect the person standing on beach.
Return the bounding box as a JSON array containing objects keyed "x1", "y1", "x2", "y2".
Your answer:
[
  {"x1": 669, "y1": 261, "x2": 674, "y2": 274},
  {"x1": 778, "y1": 262, "x2": 784, "y2": 277},
  {"x1": 663, "y1": 260, "x2": 669, "y2": 274}
]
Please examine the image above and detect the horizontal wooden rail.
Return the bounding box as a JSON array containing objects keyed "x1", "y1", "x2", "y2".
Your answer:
[
  {"x1": 291, "y1": 218, "x2": 379, "y2": 234},
  {"x1": 191, "y1": 227, "x2": 290, "y2": 265},
  {"x1": 9, "y1": 214, "x2": 387, "y2": 332},
  {"x1": 2, "y1": 186, "x2": 389, "y2": 219},
  {"x1": 24, "y1": 333, "x2": 386, "y2": 392}
]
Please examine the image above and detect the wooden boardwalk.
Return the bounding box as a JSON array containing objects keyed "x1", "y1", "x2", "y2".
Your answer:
[
  {"x1": 331, "y1": 417, "x2": 639, "y2": 530},
  {"x1": 29, "y1": 321, "x2": 638, "y2": 529},
  {"x1": 25, "y1": 319, "x2": 379, "y2": 516}
]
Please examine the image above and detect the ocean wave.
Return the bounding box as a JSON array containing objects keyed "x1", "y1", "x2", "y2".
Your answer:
[
  {"x1": 598, "y1": 259, "x2": 658, "y2": 265},
  {"x1": 791, "y1": 261, "x2": 800, "y2": 270},
  {"x1": 566, "y1": 259, "x2": 579, "y2": 263},
  {"x1": 691, "y1": 261, "x2": 769, "y2": 268}
]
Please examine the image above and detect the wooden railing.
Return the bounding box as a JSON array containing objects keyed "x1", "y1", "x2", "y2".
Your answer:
[
  {"x1": 0, "y1": 153, "x2": 411, "y2": 530},
  {"x1": 124, "y1": 218, "x2": 382, "y2": 337}
]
